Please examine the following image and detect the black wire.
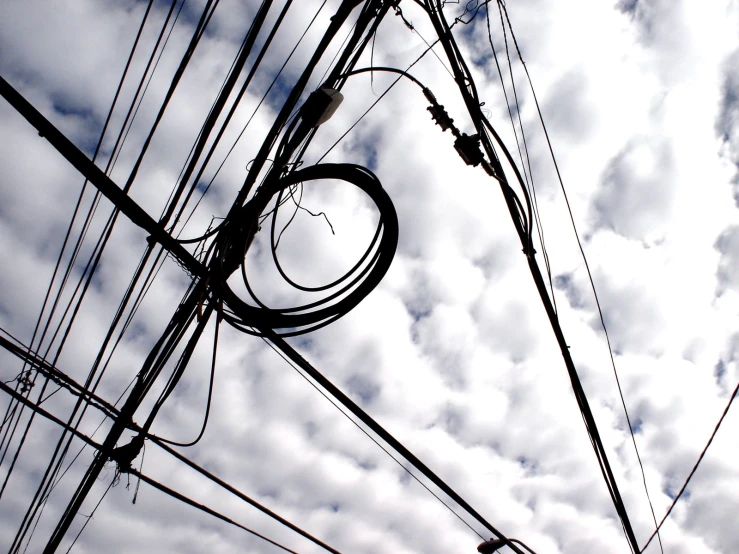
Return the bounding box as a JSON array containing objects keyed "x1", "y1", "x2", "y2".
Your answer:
[
  {"x1": 0, "y1": 0, "x2": 164, "y2": 512},
  {"x1": 14, "y1": 1, "x2": 183, "y2": 508},
  {"x1": 496, "y1": 2, "x2": 662, "y2": 549},
  {"x1": 126, "y1": 469, "x2": 302, "y2": 554},
  {"x1": 109, "y1": 0, "x2": 186, "y2": 174},
  {"x1": 21, "y1": 371, "x2": 141, "y2": 553},
  {"x1": 175, "y1": 0, "x2": 330, "y2": 242},
  {"x1": 424, "y1": 1, "x2": 641, "y2": 551},
  {"x1": 152, "y1": 311, "x2": 220, "y2": 447},
  {"x1": 262, "y1": 331, "x2": 525, "y2": 553},
  {"x1": 261, "y1": 338, "x2": 487, "y2": 542},
  {"x1": 4, "y1": 0, "x2": 161, "y2": 454},
  {"x1": 487, "y1": 3, "x2": 556, "y2": 311},
  {"x1": 316, "y1": 40, "x2": 441, "y2": 164},
  {"x1": 9, "y1": 3, "x2": 215, "y2": 547},
  {"x1": 0, "y1": 378, "x2": 51, "y2": 501},
  {"x1": 0, "y1": 364, "x2": 343, "y2": 554},
  {"x1": 61, "y1": 480, "x2": 114, "y2": 554},
  {"x1": 147, "y1": 436, "x2": 344, "y2": 554},
  {"x1": 162, "y1": 0, "x2": 283, "y2": 233},
  {"x1": 341, "y1": 66, "x2": 427, "y2": 89},
  {"x1": 640, "y1": 377, "x2": 739, "y2": 552},
  {"x1": 212, "y1": 163, "x2": 397, "y2": 337}
]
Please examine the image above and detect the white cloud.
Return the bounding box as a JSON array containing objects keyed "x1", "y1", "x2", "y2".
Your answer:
[{"x1": 2, "y1": 1, "x2": 739, "y2": 553}]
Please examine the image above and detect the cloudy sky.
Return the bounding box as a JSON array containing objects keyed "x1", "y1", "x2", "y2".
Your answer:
[{"x1": 1, "y1": 0, "x2": 739, "y2": 553}]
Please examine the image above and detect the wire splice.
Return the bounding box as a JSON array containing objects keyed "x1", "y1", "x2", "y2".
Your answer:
[{"x1": 454, "y1": 133, "x2": 484, "y2": 167}]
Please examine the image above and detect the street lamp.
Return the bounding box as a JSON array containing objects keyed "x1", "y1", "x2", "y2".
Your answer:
[{"x1": 477, "y1": 538, "x2": 539, "y2": 554}]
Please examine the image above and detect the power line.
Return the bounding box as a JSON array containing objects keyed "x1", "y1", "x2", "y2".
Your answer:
[
  {"x1": 494, "y1": 2, "x2": 663, "y2": 550},
  {"x1": 127, "y1": 469, "x2": 303, "y2": 554},
  {"x1": 261, "y1": 337, "x2": 487, "y2": 542},
  {"x1": 0, "y1": 344, "x2": 343, "y2": 554},
  {"x1": 263, "y1": 332, "x2": 526, "y2": 554},
  {"x1": 640, "y1": 377, "x2": 739, "y2": 552},
  {"x1": 0, "y1": 1, "x2": 661, "y2": 552},
  {"x1": 421, "y1": 1, "x2": 641, "y2": 551}
]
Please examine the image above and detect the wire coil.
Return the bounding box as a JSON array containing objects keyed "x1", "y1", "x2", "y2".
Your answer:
[{"x1": 211, "y1": 163, "x2": 398, "y2": 337}]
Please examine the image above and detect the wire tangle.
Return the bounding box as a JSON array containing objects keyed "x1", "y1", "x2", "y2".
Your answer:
[{"x1": 208, "y1": 163, "x2": 398, "y2": 337}]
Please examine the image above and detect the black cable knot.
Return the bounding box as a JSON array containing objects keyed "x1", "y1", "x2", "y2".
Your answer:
[{"x1": 109, "y1": 434, "x2": 145, "y2": 474}]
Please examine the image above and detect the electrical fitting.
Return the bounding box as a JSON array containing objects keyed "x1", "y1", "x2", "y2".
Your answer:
[
  {"x1": 454, "y1": 133, "x2": 484, "y2": 167},
  {"x1": 300, "y1": 87, "x2": 344, "y2": 128},
  {"x1": 423, "y1": 87, "x2": 457, "y2": 133}
]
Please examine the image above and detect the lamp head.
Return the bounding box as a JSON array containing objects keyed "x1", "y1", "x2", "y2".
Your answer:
[{"x1": 477, "y1": 539, "x2": 506, "y2": 554}]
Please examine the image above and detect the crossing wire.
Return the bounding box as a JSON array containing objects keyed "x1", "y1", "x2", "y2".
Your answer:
[{"x1": 495, "y1": 2, "x2": 663, "y2": 550}]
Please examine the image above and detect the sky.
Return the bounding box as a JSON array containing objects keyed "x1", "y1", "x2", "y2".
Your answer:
[{"x1": 1, "y1": 0, "x2": 739, "y2": 553}]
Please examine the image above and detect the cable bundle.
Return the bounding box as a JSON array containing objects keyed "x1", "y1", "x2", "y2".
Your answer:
[{"x1": 210, "y1": 163, "x2": 399, "y2": 337}]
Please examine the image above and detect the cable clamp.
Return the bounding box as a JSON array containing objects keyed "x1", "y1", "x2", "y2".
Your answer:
[
  {"x1": 110, "y1": 434, "x2": 145, "y2": 473},
  {"x1": 454, "y1": 134, "x2": 484, "y2": 167}
]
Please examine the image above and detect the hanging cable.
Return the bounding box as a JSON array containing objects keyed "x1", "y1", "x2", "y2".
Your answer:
[
  {"x1": 150, "y1": 312, "x2": 220, "y2": 447},
  {"x1": 486, "y1": 3, "x2": 556, "y2": 311},
  {"x1": 212, "y1": 163, "x2": 398, "y2": 337},
  {"x1": 262, "y1": 331, "x2": 526, "y2": 554}
]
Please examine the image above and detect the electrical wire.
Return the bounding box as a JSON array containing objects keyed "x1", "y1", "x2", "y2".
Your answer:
[
  {"x1": 423, "y1": 1, "x2": 640, "y2": 551},
  {"x1": 261, "y1": 337, "x2": 487, "y2": 542},
  {"x1": 1, "y1": 358, "x2": 343, "y2": 554},
  {"x1": 162, "y1": 0, "x2": 282, "y2": 234},
  {"x1": 127, "y1": 469, "x2": 302, "y2": 553},
  {"x1": 150, "y1": 313, "x2": 220, "y2": 447},
  {"x1": 261, "y1": 331, "x2": 526, "y2": 554},
  {"x1": 1, "y1": 2, "x2": 386, "y2": 553},
  {"x1": 316, "y1": 40, "x2": 442, "y2": 164},
  {"x1": 0, "y1": 0, "x2": 169, "y2": 509},
  {"x1": 495, "y1": 2, "x2": 662, "y2": 549},
  {"x1": 640, "y1": 377, "x2": 739, "y2": 552},
  {"x1": 4, "y1": 0, "x2": 223, "y2": 538},
  {"x1": 5, "y1": 2, "x2": 193, "y2": 544},
  {"x1": 148, "y1": 435, "x2": 343, "y2": 553},
  {"x1": 486, "y1": 3, "x2": 556, "y2": 311},
  {"x1": 1, "y1": 2, "x2": 574, "y2": 553},
  {"x1": 61, "y1": 480, "x2": 114, "y2": 554},
  {"x1": 175, "y1": 0, "x2": 330, "y2": 241}
]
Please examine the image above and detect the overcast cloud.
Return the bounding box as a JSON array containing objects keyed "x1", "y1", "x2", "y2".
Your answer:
[{"x1": 1, "y1": 1, "x2": 739, "y2": 553}]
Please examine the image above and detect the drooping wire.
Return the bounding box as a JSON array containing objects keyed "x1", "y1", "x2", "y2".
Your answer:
[
  {"x1": 497, "y1": 2, "x2": 662, "y2": 550},
  {"x1": 316, "y1": 38, "x2": 442, "y2": 163},
  {"x1": 152, "y1": 310, "x2": 220, "y2": 447}
]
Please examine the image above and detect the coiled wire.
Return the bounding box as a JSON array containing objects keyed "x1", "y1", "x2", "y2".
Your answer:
[{"x1": 209, "y1": 163, "x2": 398, "y2": 337}]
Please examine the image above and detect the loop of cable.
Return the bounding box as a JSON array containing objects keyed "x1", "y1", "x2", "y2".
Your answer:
[{"x1": 210, "y1": 163, "x2": 398, "y2": 337}]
